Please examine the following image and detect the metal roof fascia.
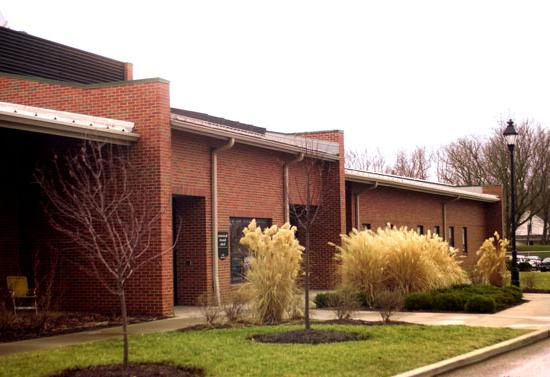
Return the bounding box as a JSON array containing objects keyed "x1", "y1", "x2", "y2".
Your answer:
[
  {"x1": 171, "y1": 117, "x2": 339, "y2": 161},
  {"x1": 345, "y1": 173, "x2": 499, "y2": 203},
  {"x1": 0, "y1": 113, "x2": 139, "y2": 145}
]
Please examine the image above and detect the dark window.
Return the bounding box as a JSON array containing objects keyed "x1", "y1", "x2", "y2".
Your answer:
[
  {"x1": 448, "y1": 226, "x2": 455, "y2": 247},
  {"x1": 416, "y1": 225, "x2": 424, "y2": 235},
  {"x1": 434, "y1": 225, "x2": 440, "y2": 235},
  {"x1": 462, "y1": 227, "x2": 468, "y2": 253},
  {"x1": 230, "y1": 217, "x2": 272, "y2": 284},
  {"x1": 362, "y1": 223, "x2": 371, "y2": 230}
]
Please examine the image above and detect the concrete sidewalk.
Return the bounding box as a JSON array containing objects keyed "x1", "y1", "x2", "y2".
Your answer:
[
  {"x1": 1, "y1": 294, "x2": 548, "y2": 357},
  {"x1": 315, "y1": 293, "x2": 550, "y2": 330}
]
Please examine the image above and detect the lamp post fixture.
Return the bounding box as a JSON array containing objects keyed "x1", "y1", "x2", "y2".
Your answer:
[{"x1": 503, "y1": 119, "x2": 519, "y2": 287}]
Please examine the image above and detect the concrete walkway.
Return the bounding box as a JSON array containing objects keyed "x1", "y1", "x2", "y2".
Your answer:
[
  {"x1": 1, "y1": 294, "x2": 548, "y2": 357},
  {"x1": 314, "y1": 293, "x2": 550, "y2": 330}
]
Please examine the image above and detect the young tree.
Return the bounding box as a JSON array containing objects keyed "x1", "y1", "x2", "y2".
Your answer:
[
  {"x1": 436, "y1": 120, "x2": 550, "y2": 237},
  {"x1": 35, "y1": 141, "x2": 177, "y2": 369},
  {"x1": 345, "y1": 148, "x2": 387, "y2": 172},
  {"x1": 390, "y1": 146, "x2": 432, "y2": 179},
  {"x1": 290, "y1": 139, "x2": 333, "y2": 330}
]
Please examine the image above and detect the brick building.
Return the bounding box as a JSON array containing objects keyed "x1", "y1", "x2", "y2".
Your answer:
[{"x1": 0, "y1": 27, "x2": 502, "y2": 315}]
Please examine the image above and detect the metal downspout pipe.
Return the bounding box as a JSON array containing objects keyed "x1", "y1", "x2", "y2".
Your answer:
[
  {"x1": 211, "y1": 137, "x2": 235, "y2": 306},
  {"x1": 284, "y1": 153, "x2": 304, "y2": 223}
]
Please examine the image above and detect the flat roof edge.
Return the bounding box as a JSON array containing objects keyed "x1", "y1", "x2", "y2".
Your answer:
[
  {"x1": 346, "y1": 172, "x2": 500, "y2": 203},
  {"x1": 171, "y1": 117, "x2": 339, "y2": 161},
  {"x1": 0, "y1": 72, "x2": 169, "y2": 88}
]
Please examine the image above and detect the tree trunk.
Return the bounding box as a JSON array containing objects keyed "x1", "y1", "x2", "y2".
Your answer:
[
  {"x1": 119, "y1": 288, "x2": 129, "y2": 370},
  {"x1": 304, "y1": 228, "x2": 310, "y2": 330}
]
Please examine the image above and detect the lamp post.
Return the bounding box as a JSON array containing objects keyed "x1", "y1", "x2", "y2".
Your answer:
[{"x1": 503, "y1": 119, "x2": 519, "y2": 287}]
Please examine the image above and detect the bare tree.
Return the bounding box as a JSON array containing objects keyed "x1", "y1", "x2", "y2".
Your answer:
[
  {"x1": 345, "y1": 148, "x2": 387, "y2": 172},
  {"x1": 436, "y1": 120, "x2": 550, "y2": 237},
  {"x1": 390, "y1": 146, "x2": 432, "y2": 179},
  {"x1": 290, "y1": 139, "x2": 332, "y2": 330},
  {"x1": 35, "y1": 141, "x2": 178, "y2": 369}
]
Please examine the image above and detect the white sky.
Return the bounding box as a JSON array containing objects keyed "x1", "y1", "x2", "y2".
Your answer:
[{"x1": 2, "y1": 1, "x2": 550, "y2": 161}]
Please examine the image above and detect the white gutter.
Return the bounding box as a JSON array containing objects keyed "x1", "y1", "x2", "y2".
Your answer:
[
  {"x1": 0, "y1": 101, "x2": 138, "y2": 145},
  {"x1": 284, "y1": 153, "x2": 304, "y2": 223},
  {"x1": 345, "y1": 170, "x2": 499, "y2": 203},
  {"x1": 211, "y1": 137, "x2": 235, "y2": 306},
  {"x1": 171, "y1": 116, "x2": 338, "y2": 161}
]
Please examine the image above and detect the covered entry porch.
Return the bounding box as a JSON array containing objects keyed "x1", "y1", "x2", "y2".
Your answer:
[{"x1": 0, "y1": 101, "x2": 139, "y2": 313}]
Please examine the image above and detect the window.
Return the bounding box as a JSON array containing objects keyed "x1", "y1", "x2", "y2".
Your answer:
[
  {"x1": 416, "y1": 225, "x2": 424, "y2": 235},
  {"x1": 448, "y1": 226, "x2": 455, "y2": 247},
  {"x1": 230, "y1": 217, "x2": 272, "y2": 283},
  {"x1": 362, "y1": 223, "x2": 371, "y2": 230},
  {"x1": 433, "y1": 225, "x2": 440, "y2": 235},
  {"x1": 462, "y1": 227, "x2": 468, "y2": 253}
]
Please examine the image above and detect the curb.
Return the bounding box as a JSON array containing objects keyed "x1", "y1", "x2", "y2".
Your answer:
[{"x1": 392, "y1": 327, "x2": 550, "y2": 377}]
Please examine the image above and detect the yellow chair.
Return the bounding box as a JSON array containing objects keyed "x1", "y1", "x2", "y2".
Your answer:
[{"x1": 6, "y1": 276, "x2": 38, "y2": 314}]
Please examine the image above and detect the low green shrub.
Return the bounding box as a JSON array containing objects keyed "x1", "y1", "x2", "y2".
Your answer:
[
  {"x1": 404, "y1": 292, "x2": 433, "y2": 311},
  {"x1": 314, "y1": 292, "x2": 340, "y2": 308},
  {"x1": 465, "y1": 295, "x2": 496, "y2": 313},
  {"x1": 432, "y1": 292, "x2": 466, "y2": 311},
  {"x1": 404, "y1": 284, "x2": 522, "y2": 313}
]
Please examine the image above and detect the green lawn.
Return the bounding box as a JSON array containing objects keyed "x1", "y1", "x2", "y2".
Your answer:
[
  {"x1": 517, "y1": 244, "x2": 550, "y2": 252},
  {"x1": 521, "y1": 272, "x2": 550, "y2": 290},
  {"x1": 0, "y1": 325, "x2": 527, "y2": 377}
]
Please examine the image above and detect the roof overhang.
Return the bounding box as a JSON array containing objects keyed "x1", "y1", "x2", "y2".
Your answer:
[
  {"x1": 346, "y1": 169, "x2": 500, "y2": 203},
  {"x1": 0, "y1": 101, "x2": 139, "y2": 145},
  {"x1": 171, "y1": 114, "x2": 339, "y2": 161}
]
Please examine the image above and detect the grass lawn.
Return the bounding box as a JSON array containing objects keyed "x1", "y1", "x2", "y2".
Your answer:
[
  {"x1": 521, "y1": 272, "x2": 550, "y2": 290},
  {"x1": 0, "y1": 324, "x2": 527, "y2": 377},
  {"x1": 517, "y1": 244, "x2": 550, "y2": 252}
]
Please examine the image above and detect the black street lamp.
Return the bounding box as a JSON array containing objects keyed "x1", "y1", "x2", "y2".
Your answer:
[{"x1": 503, "y1": 119, "x2": 519, "y2": 287}]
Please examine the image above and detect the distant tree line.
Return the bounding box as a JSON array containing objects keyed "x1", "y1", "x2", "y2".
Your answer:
[{"x1": 345, "y1": 120, "x2": 550, "y2": 243}]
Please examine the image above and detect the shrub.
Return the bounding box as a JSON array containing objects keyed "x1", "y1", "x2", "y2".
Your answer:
[
  {"x1": 473, "y1": 233, "x2": 510, "y2": 287},
  {"x1": 465, "y1": 295, "x2": 496, "y2": 313},
  {"x1": 197, "y1": 293, "x2": 221, "y2": 326},
  {"x1": 329, "y1": 290, "x2": 360, "y2": 320},
  {"x1": 432, "y1": 292, "x2": 466, "y2": 311},
  {"x1": 240, "y1": 220, "x2": 303, "y2": 324},
  {"x1": 373, "y1": 289, "x2": 404, "y2": 323},
  {"x1": 333, "y1": 227, "x2": 467, "y2": 303},
  {"x1": 503, "y1": 285, "x2": 523, "y2": 302},
  {"x1": 404, "y1": 292, "x2": 434, "y2": 311},
  {"x1": 223, "y1": 291, "x2": 249, "y2": 323},
  {"x1": 313, "y1": 292, "x2": 338, "y2": 309},
  {"x1": 518, "y1": 262, "x2": 532, "y2": 272}
]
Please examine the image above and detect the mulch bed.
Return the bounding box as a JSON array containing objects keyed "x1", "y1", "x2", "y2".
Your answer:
[
  {"x1": 318, "y1": 318, "x2": 414, "y2": 326},
  {"x1": 248, "y1": 329, "x2": 367, "y2": 344},
  {"x1": 49, "y1": 363, "x2": 204, "y2": 377},
  {"x1": 0, "y1": 312, "x2": 163, "y2": 343}
]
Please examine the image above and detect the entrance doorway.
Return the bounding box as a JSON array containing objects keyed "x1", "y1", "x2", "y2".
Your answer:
[{"x1": 172, "y1": 195, "x2": 207, "y2": 305}]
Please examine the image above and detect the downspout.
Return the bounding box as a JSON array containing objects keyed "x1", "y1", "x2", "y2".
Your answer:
[
  {"x1": 284, "y1": 152, "x2": 304, "y2": 223},
  {"x1": 211, "y1": 137, "x2": 235, "y2": 306},
  {"x1": 442, "y1": 196, "x2": 461, "y2": 241},
  {"x1": 355, "y1": 182, "x2": 378, "y2": 229}
]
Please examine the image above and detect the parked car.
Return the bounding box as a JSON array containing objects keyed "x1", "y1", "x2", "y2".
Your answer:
[
  {"x1": 540, "y1": 257, "x2": 550, "y2": 272},
  {"x1": 526, "y1": 256, "x2": 542, "y2": 269}
]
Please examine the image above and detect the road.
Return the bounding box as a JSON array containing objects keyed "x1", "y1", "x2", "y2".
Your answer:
[{"x1": 439, "y1": 338, "x2": 550, "y2": 377}]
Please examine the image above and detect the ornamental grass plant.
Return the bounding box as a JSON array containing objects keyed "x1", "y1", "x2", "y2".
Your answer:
[
  {"x1": 333, "y1": 226, "x2": 467, "y2": 304},
  {"x1": 239, "y1": 220, "x2": 303, "y2": 324},
  {"x1": 473, "y1": 232, "x2": 510, "y2": 287}
]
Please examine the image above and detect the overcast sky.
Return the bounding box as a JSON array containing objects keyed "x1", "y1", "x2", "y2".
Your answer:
[{"x1": 2, "y1": 1, "x2": 549, "y2": 161}]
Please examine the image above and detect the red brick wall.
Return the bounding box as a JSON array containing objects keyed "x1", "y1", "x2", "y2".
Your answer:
[
  {"x1": 348, "y1": 183, "x2": 502, "y2": 268},
  {"x1": 173, "y1": 196, "x2": 207, "y2": 305},
  {"x1": 0, "y1": 74, "x2": 173, "y2": 315},
  {"x1": 295, "y1": 131, "x2": 346, "y2": 289}
]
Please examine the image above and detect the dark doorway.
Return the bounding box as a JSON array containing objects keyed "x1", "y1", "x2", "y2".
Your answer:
[
  {"x1": 172, "y1": 195, "x2": 207, "y2": 305},
  {"x1": 229, "y1": 217, "x2": 271, "y2": 284}
]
